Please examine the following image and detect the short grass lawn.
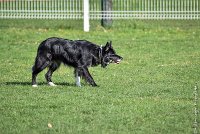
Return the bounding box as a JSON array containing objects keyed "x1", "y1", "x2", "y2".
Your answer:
[{"x1": 0, "y1": 19, "x2": 200, "y2": 134}]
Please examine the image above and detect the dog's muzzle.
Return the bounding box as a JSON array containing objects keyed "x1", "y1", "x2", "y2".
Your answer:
[{"x1": 101, "y1": 54, "x2": 123, "y2": 68}]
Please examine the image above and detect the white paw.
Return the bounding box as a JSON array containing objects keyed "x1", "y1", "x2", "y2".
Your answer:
[
  {"x1": 48, "y1": 82, "x2": 57, "y2": 86},
  {"x1": 32, "y1": 84, "x2": 38, "y2": 87},
  {"x1": 75, "y1": 76, "x2": 81, "y2": 87},
  {"x1": 76, "y1": 83, "x2": 81, "y2": 87}
]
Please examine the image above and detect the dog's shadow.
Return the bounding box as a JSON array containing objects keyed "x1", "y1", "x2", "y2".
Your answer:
[{"x1": 4, "y1": 82, "x2": 75, "y2": 87}]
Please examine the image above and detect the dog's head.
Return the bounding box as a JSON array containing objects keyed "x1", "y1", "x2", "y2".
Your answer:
[{"x1": 101, "y1": 41, "x2": 123, "y2": 68}]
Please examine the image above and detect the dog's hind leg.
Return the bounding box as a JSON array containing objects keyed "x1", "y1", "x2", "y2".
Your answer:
[
  {"x1": 45, "y1": 61, "x2": 61, "y2": 86},
  {"x1": 32, "y1": 56, "x2": 51, "y2": 87},
  {"x1": 32, "y1": 68, "x2": 38, "y2": 87}
]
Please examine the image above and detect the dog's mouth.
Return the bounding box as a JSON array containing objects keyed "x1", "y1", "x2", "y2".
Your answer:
[
  {"x1": 110, "y1": 59, "x2": 121, "y2": 64},
  {"x1": 101, "y1": 55, "x2": 123, "y2": 68},
  {"x1": 109, "y1": 55, "x2": 123, "y2": 64}
]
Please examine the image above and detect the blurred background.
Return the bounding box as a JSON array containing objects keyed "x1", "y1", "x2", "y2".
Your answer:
[{"x1": 0, "y1": 0, "x2": 199, "y2": 30}]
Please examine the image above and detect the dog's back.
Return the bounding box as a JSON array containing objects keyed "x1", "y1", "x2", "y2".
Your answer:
[
  {"x1": 37, "y1": 37, "x2": 98, "y2": 56},
  {"x1": 36, "y1": 37, "x2": 70, "y2": 55}
]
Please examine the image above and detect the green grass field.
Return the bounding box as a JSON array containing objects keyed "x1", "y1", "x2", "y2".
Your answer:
[{"x1": 0, "y1": 19, "x2": 199, "y2": 134}]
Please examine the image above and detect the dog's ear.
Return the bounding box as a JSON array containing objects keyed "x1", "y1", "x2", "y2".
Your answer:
[
  {"x1": 105, "y1": 41, "x2": 112, "y2": 51},
  {"x1": 105, "y1": 42, "x2": 110, "y2": 51},
  {"x1": 109, "y1": 41, "x2": 113, "y2": 49}
]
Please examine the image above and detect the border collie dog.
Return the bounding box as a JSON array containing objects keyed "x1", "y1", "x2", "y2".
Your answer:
[{"x1": 32, "y1": 37, "x2": 122, "y2": 87}]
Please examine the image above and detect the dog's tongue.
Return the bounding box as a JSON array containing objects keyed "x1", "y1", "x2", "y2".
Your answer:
[{"x1": 115, "y1": 59, "x2": 121, "y2": 64}]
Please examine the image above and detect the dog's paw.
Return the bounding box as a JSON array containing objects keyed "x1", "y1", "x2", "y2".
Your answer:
[
  {"x1": 92, "y1": 83, "x2": 98, "y2": 87},
  {"x1": 76, "y1": 83, "x2": 82, "y2": 87},
  {"x1": 32, "y1": 84, "x2": 38, "y2": 87},
  {"x1": 48, "y1": 82, "x2": 57, "y2": 86}
]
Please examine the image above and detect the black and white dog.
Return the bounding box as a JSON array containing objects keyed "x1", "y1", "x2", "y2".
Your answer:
[{"x1": 32, "y1": 37, "x2": 122, "y2": 87}]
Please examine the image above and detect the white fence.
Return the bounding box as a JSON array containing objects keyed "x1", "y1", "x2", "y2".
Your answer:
[
  {"x1": 0, "y1": 0, "x2": 199, "y2": 20},
  {"x1": 0, "y1": 0, "x2": 83, "y2": 19},
  {"x1": 90, "y1": 0, "x2": 199, "y2": 19}
]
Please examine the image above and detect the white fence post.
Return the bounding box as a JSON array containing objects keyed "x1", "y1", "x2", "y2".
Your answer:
[{"x1": 84, "y1": 0, "x2": 90, "y2": 32}]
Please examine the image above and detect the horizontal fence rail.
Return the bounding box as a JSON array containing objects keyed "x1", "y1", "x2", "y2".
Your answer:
[
  {"x1": 0, "y1": 0, "x2": 199, "y2": 20},
  {"x1": 0, "y1": 0, "x2": 83, "y2": 19},
  {"x1": 90, "y1": 0, "x2": 199, "y2": 19}
]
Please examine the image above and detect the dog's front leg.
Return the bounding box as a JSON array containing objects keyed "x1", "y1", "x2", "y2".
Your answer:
[
  {"x1": 82, "y1": 67, "x2": 97, "y2": 87},
  {"x1": 74, "y1": 68, "x2": 81, "y2": 87}
]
